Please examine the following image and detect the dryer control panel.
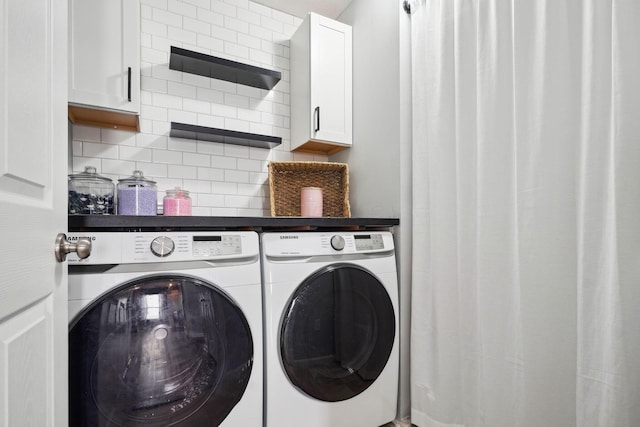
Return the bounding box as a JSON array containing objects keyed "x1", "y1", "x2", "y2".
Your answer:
[
  {"x1": 263, "y1": 232, "x2": 394, "y2": 258},
  {"x1": 353, "y1": 233, "x2": 385, "y2": 251}
]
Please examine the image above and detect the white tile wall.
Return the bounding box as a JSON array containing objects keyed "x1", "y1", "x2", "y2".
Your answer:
[{"x1": 71, "y1": 0, "x2": 328, "y2": 216}]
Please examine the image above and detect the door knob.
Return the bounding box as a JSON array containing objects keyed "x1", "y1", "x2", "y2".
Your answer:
[{"x1": 55, "y1": 233, "x2": 91, "y2": 262}]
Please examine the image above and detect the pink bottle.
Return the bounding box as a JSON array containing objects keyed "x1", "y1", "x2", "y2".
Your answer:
[{"x1": 163, "y1": 187, "x2": 192, "y2": 216}]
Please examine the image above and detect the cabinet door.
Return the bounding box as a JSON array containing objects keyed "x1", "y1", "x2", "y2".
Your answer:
[
  {"x1": 68, "y1": 0, "x2": 140, "y2": 114},
  {"x1": 310, "y1": 14, "x2": 352, "y2": 146}
]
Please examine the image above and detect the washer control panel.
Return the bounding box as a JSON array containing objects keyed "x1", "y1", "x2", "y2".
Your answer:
[
  {"x1": 66, "y1": 232, "x2": 255, "y2": 264},
  {"x1": 191, "y1": 234, "x2": 242, "y2": 257}
]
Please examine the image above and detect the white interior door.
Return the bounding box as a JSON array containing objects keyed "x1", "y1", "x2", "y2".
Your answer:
[{"x1": 0, "y1": 0, "x2": 68, "y2": 426}]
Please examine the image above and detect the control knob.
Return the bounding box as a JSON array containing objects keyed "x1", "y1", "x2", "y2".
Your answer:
[
  {"x1": 330, "y1": 235, "x2": 345, "y2": 251},
  {"x1": 150, "y1": 236, "x2": 175, "y2": 257}
]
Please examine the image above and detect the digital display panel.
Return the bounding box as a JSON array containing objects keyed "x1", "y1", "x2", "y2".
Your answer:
[{"x1": 193, "y1": 236, "x2": 222, "y2": 242}]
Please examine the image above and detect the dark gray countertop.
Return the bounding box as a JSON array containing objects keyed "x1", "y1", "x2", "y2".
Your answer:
[{"x1": 69, "y1": 215, "x2": 399, "y2": 232}]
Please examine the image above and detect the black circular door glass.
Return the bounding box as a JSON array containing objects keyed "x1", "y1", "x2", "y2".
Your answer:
[
  {"x1": 69, "y1": 275, "x2": 253, "y2": 427},
  {"x1": 280, "y1": 264, "x2": 395, "y2": 402}
]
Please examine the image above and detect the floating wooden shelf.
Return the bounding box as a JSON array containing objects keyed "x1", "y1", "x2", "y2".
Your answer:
[
  {"x1": 170, "y1": 122, "x2": 281, "y2": 149},
  {"x1": 169, "y1": 46, "x2": 281, "y2": 90},
  {"x1": 291, "y1": 140, "x2": 350, "y2": 156},
  {"x1": 68, "y1": 105, "x2": 140, "y2": 132}
]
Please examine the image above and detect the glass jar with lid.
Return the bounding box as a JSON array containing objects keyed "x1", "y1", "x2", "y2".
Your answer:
[
  {"x1": 163, "y1": 187, "x2": 192, "y2": 216},
  {"x1": 117, "y1": 170, "x2": 157, "y2": 215},
  {"x1": 68, "y1": 166, "x2": 115, "y2": 215}
]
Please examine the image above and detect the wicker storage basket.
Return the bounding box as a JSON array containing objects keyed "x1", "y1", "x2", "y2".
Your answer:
[{"x1": 268, "y1": 161, "x2": 351, "y2": 217}]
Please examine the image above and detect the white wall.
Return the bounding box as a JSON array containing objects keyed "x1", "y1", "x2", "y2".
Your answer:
[
  {"x1": 332, "y1": 1, "x2": 401, "y2": 218},
  {"x1": 397, "y1": 5, "x2": 413, "y2": 423},
  {"x1": 335, "y1": 0, "x2": 410, "y2": 422},
  {"x1": 71, "y1": 0, "x2": 328, "y2": 216}
]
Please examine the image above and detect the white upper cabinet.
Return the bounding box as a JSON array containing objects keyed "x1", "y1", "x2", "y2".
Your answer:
[
  {"x1": 68, "y1": 0, "x2": 140, "y2": 131},
  {"x1": 291, "y1": 13, "x2": 353, "y2": 155}
]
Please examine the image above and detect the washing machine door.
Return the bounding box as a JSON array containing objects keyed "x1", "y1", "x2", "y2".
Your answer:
[
  {"x1": 280, "y1": 263, "x2": 395, "y2": 402},
  {"x1": 69, "y1": 275, "x2": 253, "y2": 427}
]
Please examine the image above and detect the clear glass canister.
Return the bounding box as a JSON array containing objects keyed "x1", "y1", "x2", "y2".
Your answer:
[
  {"x1": 163, "y1": 187, "x2": 192, "y2": 216},
  {"x1": 117, "y1": 170, "x2": 157, "y2": 215},
  {"x1": 68, "y1": 166, "x2": 115, "y2": 215}
]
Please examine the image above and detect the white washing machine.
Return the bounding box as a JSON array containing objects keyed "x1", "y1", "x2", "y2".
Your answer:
[
  {"x1": 67, "y1": 231, "x2": 262, "y2": 427},
  {"x1": 261, "y1": 231, "x2": 399, "y2": 427}
]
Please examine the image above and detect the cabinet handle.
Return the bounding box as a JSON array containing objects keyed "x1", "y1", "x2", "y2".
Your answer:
[
  {"x1": 314, "y1": 106, "x2": 320, "y2": 132},
  {"x1": 127, "y1": 67, "x2": 132, "y2": 102}
]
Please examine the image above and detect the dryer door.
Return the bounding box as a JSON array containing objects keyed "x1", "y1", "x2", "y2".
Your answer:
[
  {"x1": 280, "y1": 263, "x2": 395, "y2": 402},
  {"x1": 69, "y1": 275, "x2": 253, "y2": 427}
]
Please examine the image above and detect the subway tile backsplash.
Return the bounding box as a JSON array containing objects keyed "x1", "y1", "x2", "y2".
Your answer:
[{"x1": 71, "y1": 0, "x2": 327, "y2": 217}]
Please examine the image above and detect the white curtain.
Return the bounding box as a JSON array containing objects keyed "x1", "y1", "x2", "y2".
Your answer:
[{"x1": 409, "y1": 1, "x2": 640, "y2": 426}]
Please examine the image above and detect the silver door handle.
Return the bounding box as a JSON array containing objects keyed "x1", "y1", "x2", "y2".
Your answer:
[{"x1": 54, "y1": 233, "x2": 91, "y2": 263}]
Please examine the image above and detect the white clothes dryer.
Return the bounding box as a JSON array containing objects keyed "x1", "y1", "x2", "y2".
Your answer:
[
  {"x1": 261, "y1": 231, "x2": 399, "y2": 427},
  {"x1": 67, "y1": 231, "x2": 262, "y2": 427}
]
